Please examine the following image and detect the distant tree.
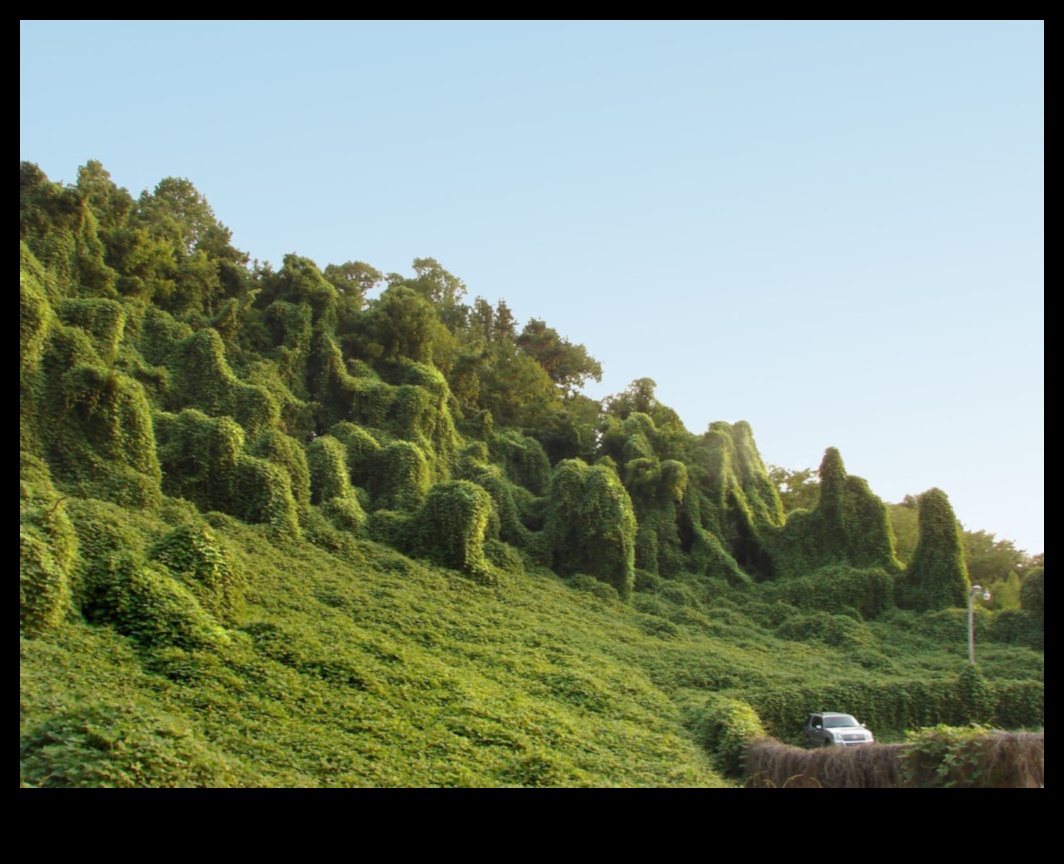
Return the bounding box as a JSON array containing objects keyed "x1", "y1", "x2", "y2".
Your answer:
[
  {"x1": 888, "y1": 496, "x2": 921, "y2": 564},
  {"x1": 768, "y1": 464, "x2": 820, "y2": 514},
  {"x1": 259, "y1": 254, "x2": 338, "y2": 323},
  {"x1": 492, "y1": 299, "x2": 517, "y2": 343},
  {"x1": 19, "y1": 160, "x2": 117, "y2": 297},
  {"x1": 477, "y1": 342, "x2": 559, "y2": 428},
  {"x1": 137, "y1": 177, "x2": 245, "y2": 264},
  {"x1": 75, "y1": 160, "x2": 134, "y2": 236},
  {"x1": 1018, "y1": 554, "x2": 1043, "y2": 620},
  {"x1": 389, "y1": 257, "x2": 468, "y2": 331},
  {"x1": 465, "y1": 297, "x2": 517, "y2": 347},
  {"x1": 357, "y1": 284, "x2": 443, "y2": 366},
  {"x1": 87, "y1": 174, "x2": 252, "y2": 314},
  {"x1": 516, "y1": 318, "x2": 602, "y2": 397},
  {"x1": 1021, "y1": 567, "x2": 1044, "y2": 616},
  {"x1": 604, "y1": 378, "x2": 659, "y2": 420},
  {"x1": 892, "y1": 497, "x2": 1033, "y2": 608},
  {"x1": 533, "y1": 393, "x2": 603, "y2": 465},
  {"x1": 323, "y1": 261, "x2": 382, "y2": 307},
  {"x1": 962, "y1": 529, "x2": 1029, "y2": 610}
]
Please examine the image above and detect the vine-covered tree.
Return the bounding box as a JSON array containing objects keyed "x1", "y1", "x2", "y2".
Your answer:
[
  {"x1": 896, "y1": 488, "x2": 969, "y2": 611},
  {"x1": 768, "y1": 464, "x2": 820, "y2": 514}
]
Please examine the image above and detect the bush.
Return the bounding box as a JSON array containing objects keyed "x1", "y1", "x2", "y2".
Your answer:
[
  {"x1": 371, "y1": 441, "x2": 431, "y2": 512},
  {"x1": 696, "y1": 696, "x2": 767, "y2": 777},
  {"x1": 955, "y1": 665, "x2": 994, "y2": 725},
  {"x1": 776, "y1": 611, "x2": 875, "y2": 650},
  {"x1": 21, "y1": 704, "x2": 245, "y2": 788},
  {"x1": 250, "y1": 430, "x2": 312, "y2": 514},
  {"x1": 307, "y1": 435, "x2": 355, "y2": 506},
  {"x1": 416, "y1": 481, "x2": 494, "y2": 584},
  {"x1": 149, "y1": 525, "x2": 245, "y2": 623},
  {"x1": 760, "y1": 564, "x2": 895, "y2": 619},
  {"x1": 83, "y1": 554, "x2": 228, "y2": 650},
  {"x1": 20, "y1": 532, "x2": 72, "y2": 635},
  {"x1": 168, "y1": 328, "x2": 280, "y2": 437},
  {"x1": 901, "y1": 725, "x2": 1043, "y2": 788},
  {"x1": 545, "y1": 460, "x2": 636, "y2": 600}
]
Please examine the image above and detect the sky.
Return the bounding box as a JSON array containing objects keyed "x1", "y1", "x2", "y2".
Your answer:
[{"x1": 20, "y1": 21, "x2": 1044, "y2": 555}]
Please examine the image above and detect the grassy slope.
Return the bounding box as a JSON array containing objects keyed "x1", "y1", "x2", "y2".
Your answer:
[
  {"x1": 18, "y1": 166, "x2": 1042, "y2": 787},
  {"x1": 22, "y1": 510, "x2": 722, "y2": 787},
  {"x1": 20, "y1": 505, "x2": 1043, "y2": 787}
]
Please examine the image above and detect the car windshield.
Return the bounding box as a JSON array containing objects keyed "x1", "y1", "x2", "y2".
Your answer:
[{"x1": 823, "y1": 715, "x2": 860, "y2": 728}]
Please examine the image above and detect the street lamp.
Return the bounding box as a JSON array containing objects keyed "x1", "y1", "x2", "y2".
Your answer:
[{"x1": 968, "y1": 584, "x2": 991, "y2": 665}]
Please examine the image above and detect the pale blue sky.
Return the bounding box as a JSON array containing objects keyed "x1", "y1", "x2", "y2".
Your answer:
[{"x1": 21, "y1": 21, "x2": 1043, "y2": 554}]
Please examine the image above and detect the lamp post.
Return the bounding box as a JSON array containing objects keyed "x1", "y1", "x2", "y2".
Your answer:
[{"x1": 968, "y1": 584, "x2": 991, "y2": 665}]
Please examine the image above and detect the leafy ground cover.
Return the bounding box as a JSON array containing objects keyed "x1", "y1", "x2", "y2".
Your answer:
[{"x1": 20, "y1": 505, "x2": 1043, "y2": 786}]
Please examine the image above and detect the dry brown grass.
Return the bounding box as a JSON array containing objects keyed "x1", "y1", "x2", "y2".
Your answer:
[
  {"x1": 902, "y1": 730, "x2": 1044, "y2": 789},
  {"x1": 983, "y1": 730, "x2": 1043, "y2": 788},
  {"x1": 746, "y1": 730, "x2": 1045, "y2": 788},
  {"x1": 747, "y1": 738, "x2": 906, "y2": 788}
]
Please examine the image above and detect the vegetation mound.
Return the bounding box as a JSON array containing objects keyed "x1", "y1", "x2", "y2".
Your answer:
[{"x1": 19, "y1": 162, "x2": 1043, "y2": 786}]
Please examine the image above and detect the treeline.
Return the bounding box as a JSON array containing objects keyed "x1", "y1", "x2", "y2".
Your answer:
[{"x1": 20, "y1": 161, "x2": 1043, "y2": 638}]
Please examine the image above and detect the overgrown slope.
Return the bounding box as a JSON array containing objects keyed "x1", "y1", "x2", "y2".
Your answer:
[{"x1": 20, "y1": 162, "x2": 1043, "y2": 786}]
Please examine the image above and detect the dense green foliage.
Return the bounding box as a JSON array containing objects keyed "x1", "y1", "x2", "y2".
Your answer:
[
  {"x1": 895, "y1": 488, "x2": 969, "y2": 611},
  {"x1": 695, "y1": 696, "x2": 767, "y2": 777},
  {"x1": 19, "y1": 162, "x2": 1042, "y2": 786}
]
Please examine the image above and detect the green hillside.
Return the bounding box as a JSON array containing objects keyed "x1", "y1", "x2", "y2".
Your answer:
[{"x1": 20, "y1": 162, "x2": 1043, "y2": 786}]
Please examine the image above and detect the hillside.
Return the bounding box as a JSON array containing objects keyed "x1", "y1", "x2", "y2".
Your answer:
[{"x1": 20, "y1": 162, "x2": 1043, "y2": 786}]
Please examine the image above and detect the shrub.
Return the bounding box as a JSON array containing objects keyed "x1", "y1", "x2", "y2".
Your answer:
[
  {"x1": 901, "y1": 725, "x2": 1043, "y2": 788},
  {"x1": 156, "y1": 409, "x2": 243, "y2": 512},
  {"x1": 149, "y1": 525, "x2": 245, "y2": 623},
  {"x1": 168, "y1": 328, "x2": 280, "y2": 437},
  {"x1": 20, "y1": 532, "x2": 72, "y2": 635},
  {"x1": 306, "y1": 435, "x2": 355, "y2": 506},
  {"x1": 231, "y1": 456, "x2": 301, "y2": 538},
  {"x1": 696, "y1": 696, "x2": 767, "y2": 777},
  {"x1": 416, "y1": 481, "x2": 494, "y2": 584},
  {"x1": 250, "y1": 430, "x2": 312, "y2": 514},
  {"x1": 955, "y1": 665, "x2": 995, "y2": 725},
  {"x1": 371, "y1": 441, "x2": 431, "y2": 512},
  {"x1": 760, "y1": 565, "x2": 895, "y2": 619},
  {"x1": 769, "y1": 448, "x2": 899, "y2": 581},
  {"x1": 51, "y1": 363, "x2": 162, "y2": 508},
  {"x1": 545, "y1": 460, "x2": 636, "y2": 600},
  {"x1": 83, "y1": 554, "x2": 228, "y2": 650},
  {"x1": 489, "y1": 430, "x2": 551, "y2": 495},
  {"x1": 21, "y1": 704, "x2": 245, "y2": 788},
  {"x1": 776, "y1": 611, "x2": 875, "y2": 650},
  {"x1": 21, "y1": 258, "x2": 52, "y2": 375}
]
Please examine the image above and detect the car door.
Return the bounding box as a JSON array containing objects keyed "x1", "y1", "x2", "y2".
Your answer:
[{"x1": 806, "y1": 713, "x2": 824, "y2": 746}]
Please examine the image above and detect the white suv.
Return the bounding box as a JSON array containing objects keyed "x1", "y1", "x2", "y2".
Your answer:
[{"x1": 804, "y1": 712, "x2": 874, "y2": 747}]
